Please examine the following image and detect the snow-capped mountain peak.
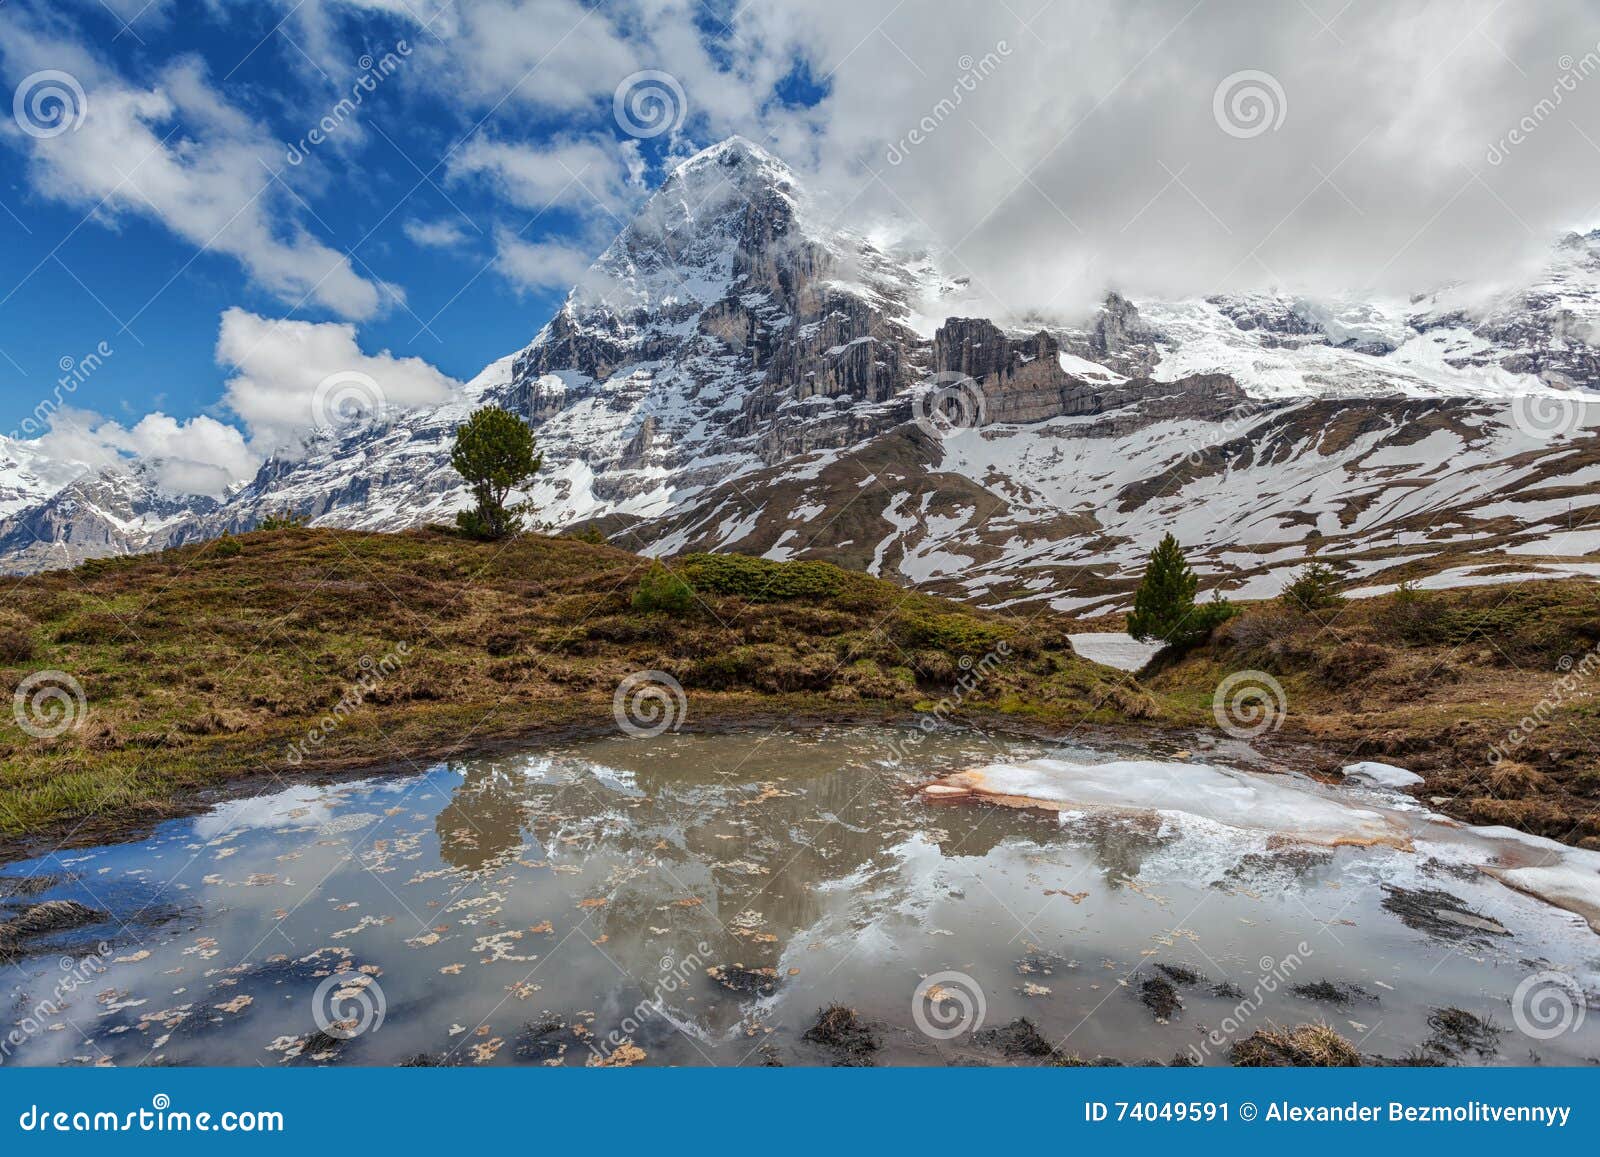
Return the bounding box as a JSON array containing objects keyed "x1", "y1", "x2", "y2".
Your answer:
[{"x1": 4, "y1": 137, "x2": 1599, "y2": 617}]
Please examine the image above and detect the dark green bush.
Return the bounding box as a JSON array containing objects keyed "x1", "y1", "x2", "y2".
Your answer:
[
  {"x1": 257, "y1": 510, "x2": 308, "y2": 531},
  {"x1": 1127, "y1": 533, "x2": 1197, "y2": 643},
  {"x1": 679, "y1": 553, "x2": 845, "y2": 601},
  {"x1": 632, "y1": 562, "x2": 697, "y2": 616},
  {"x1": 1281, "y1": 560, "x2": 1344, "y2": 612},
  {"x1": 890, "y1": 608, "x2": 1012, "y2": 658}
]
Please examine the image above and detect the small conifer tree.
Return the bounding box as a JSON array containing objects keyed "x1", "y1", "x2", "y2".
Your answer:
[
  {"x1": 1127, "y1": 533, "x2": 1199, "y2": 644},
  {"x1": 450, "y1": 407, "x2": 542, "y2": 540}
]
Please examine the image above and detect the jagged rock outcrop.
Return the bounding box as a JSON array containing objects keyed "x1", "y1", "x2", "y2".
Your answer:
[{"x1": 933, "y1": 318, "x2": 1114, "y2": 422}]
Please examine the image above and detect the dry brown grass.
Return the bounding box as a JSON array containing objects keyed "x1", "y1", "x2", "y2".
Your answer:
[
  {"x1": 1147, "y1": 578, "x2": 1600, "y2": 847},
  {"x1": 0, "y1": 526, "x2": 1149, "y2": 848},
  {"x1": 1230, "y1": 1021, "x2": 1362, "y2": 1067}
]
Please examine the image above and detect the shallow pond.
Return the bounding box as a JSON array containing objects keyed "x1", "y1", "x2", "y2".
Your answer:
[{"x1": 3, "y1": 726, "x2": 1597, "y2": 1067}]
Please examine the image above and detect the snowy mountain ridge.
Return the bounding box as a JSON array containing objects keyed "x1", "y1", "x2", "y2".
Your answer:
[{"x1": 2, "y1": 136, "x2": 1597, "y2": 615}]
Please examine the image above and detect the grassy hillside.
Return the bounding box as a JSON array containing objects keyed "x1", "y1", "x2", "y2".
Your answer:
[
  {"x1": 0, "y1": 527, "x2": 1156, "y2": 846},
  {"x1": 5, "y1": 525, "x2": 1595, "y2": 854},
  {"x1": 1145, "y1": 579, "x2": 1600, "y2": 848}
]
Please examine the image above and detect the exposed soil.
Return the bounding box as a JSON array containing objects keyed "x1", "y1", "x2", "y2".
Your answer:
[
  {"x1": 1380, "y1": 884, "x2": 1512, "y2": 944},
  {"x1": 706, "y1": 964, "x2": 779, "y2": 997},
  {"x1": 801, "y1": 1004, "x2": 881, "y2": 1066},
  {"x1": 1291, "y1": 980, "x2": 1379, "y2": 1006},
  {"x1": 0, "y1": 898, "x2": 105, "y2": 959}
]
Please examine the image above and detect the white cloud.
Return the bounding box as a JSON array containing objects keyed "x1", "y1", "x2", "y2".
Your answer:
[
  {"x1": 1, "y1": 18, "x2": 394, "y2": 320},
  {"x1": 727, "y1": 0, "x2": 1600, "y2": 311},
  {"x1": 413, "y1": 0, "x2": 640, "y2": 113},
  {"x1": 13, "y1": 305, "x2": 466, "y2": 496},
  {"x1": 492, "y1": 229, "x2": 601, "y2": 293},
  {"x1": 32, "y1": 407, "x2": 256, "y2": 497},
  {"x1": 215, "y1": 307, "x2": 462, "y2": 453},
  {"x1": 450, "y1": 135, "x2": 645, "y2": 216},
  {"x1": 403, "y1": 217, "x2": 474, "y2": 249},
  {"x1": 368, "y1": 0, "x2": 1600, "y2": 315}
]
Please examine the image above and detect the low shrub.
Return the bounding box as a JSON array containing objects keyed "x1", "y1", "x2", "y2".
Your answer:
[
  {"x1": 54, "y1": 612, "x2": 123, "y2": 645},
  {"x1": 1319, "y1": 641, "x2": 1388, "y2": 682},
  {"x1": 680, "y1": 553, "x2": 845, "y2": 601},
  {"x1": 1281, "y1": 561, "x2": 1345, "y2": 612},
  {"x1": 257, "y1": 510, "x2": 308, "y2": 531},
  {"x1": 1213, "y1": 609, "x2": 1316, "y2": 671},
  {"x1": 631, "y1": 562, "x2": 697, "y2": 616},
  {"x1": 890, "y1": 608, "x2": 1011, "y2": 658},
  {"x1": 0, "y1": 626, "x2": 34, "y2": 664}
]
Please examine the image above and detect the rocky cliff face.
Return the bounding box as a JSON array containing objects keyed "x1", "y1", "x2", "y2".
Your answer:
[
  {"x1": 933, "y1": 317, "x2": 1125, "y2": 422},
  {"x1": 3, "y1": 137, "x2": 1598, "y2": 615},
  {"x1": 0, "y1": 462, "x2": 218, "y2": 572}
]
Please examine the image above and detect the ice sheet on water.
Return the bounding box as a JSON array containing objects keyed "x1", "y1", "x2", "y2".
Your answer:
[
  {"x1": 1466, "y1": 824, "x2": 1600, "y2": 933},
  {"x1": 923, "y1": 758, "x2": 1600, "y2": 933},
  {"x1": 925, "y1": 758, "x2": 1409, "y2": 848},
  {"x1": 1340, "y1": 761, "x2": 1424, "y2": 789}
]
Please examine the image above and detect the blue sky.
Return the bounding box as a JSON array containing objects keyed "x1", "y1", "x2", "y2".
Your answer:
[
  {"x1": 2, "y1": 1, "x2": 1596, "y2": 496},
  {"x1": 0, "y1": 0, "x2": 703, "y2": 448}
]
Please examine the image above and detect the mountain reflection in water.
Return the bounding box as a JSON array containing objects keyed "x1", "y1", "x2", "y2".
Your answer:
[{"x1": 2, "y1": 727, "x2": 1596, "y2": 1068}]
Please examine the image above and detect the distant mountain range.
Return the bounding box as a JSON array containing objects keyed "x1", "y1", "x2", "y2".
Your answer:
[{"x1": 3, "y1": 136, "x2": 1597, "y2": 615}]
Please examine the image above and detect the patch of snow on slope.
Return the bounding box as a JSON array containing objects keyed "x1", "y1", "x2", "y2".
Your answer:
[
  {"x1": 1067, "y1": 633, "x2": 1163, "y2": 671},
  {"x1": 1143, "y1": 299, "x2": 1558, "y2": 399}
]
